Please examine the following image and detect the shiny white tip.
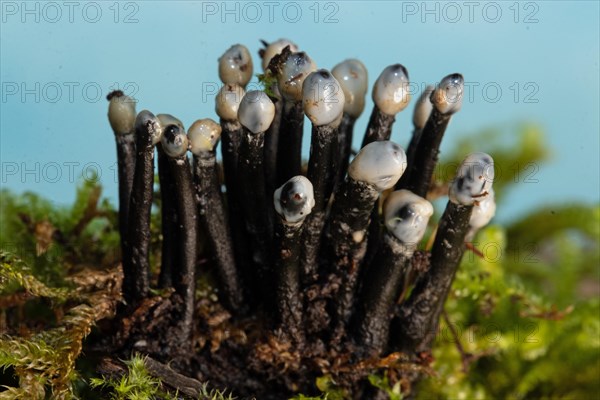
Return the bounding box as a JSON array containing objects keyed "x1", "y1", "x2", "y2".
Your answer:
[
  {"x1": 274, "y1": 176, "x2": 315, "y2": 224},
  {"x1": 237, "y1": 90, "x2": 275, "y2": 134},
  {"x1": 302, "y1": 69, "x2": 345, "y2": 126},
  {"x1": 218, "y1": 44, "x2": 253, "y2": 87},
  {"x1": 215, "y1": 84, "x2": 245, "y2": 121},
  {"x1": 332, "y1": 59, "x2": 368, "y2": 118},
  {"x1": 413, "y1": 85, "x2": 434, "y2": 131},
  {"x1": 449, "y1": 152, "x2": 495, "y2": 206},
  {"x1": 348, "y1": 141, "x2": 407, "y2": 191},
  {"x1": 157, "y1": 114, "x2": 186, "y2": 157},
  {"x1": 431, "y1": 73, "x2": 464, "y2": 115},
  {"x1": 108, "y1": 93, "x2": 137, "y2": 135},
  {"x1": 384, "y1": 190, "x2": 434, "y2": 245},
  {"x1": 278, "y1": 51, "x2": 317, "y2": 102},
  {"x1": 469, "y1": 188, "x2": 496, "y2": 232},
  {"x1": 372, "y1": 64, "x2": 411, "y2": 116},
  {"x1": 261, "y1": 38, "x2": 298, "y2": 71},
  {"x1": 135, "y1": 110, "x2": 162, "y2": 145},
  {"x1": 188, "y1": 119, "x2": 222, "y2": 155}
]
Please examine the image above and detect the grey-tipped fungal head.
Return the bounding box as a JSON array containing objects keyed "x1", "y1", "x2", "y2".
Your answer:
[
  {"x1": 188, "y1": 118, "x2": 222, "y2": 155},
  {"x1": 348, "y1": 141, "x2": 407, "y2": 191},
  {"x1": 278, "y1": 51, "x2": 317, "y2": 102},
  {"x1": 261, "y1": 38, "x2": 298, "y2": 71},
  {"x1": 238, "y1": 90, "x2": 275, "y2": 134},
  {"x1": 135, "y1": 110, "x2": 162, "y2": 145},
  {"x1": 302, "y1": 69, "x2": 345, "y2": 126},
  {"x1": 158, "y1": 115, "x2": 188, "y2": 158},
  {"x1": 274, "y1": 176, "x2": 315, "y2": 224},
  {"x1": 372, "y1": 64, "x2": 411, "y2": 116},
  {"x1": 108, "y1": 91, "x2": 137, "y2": 135},
  {"x1": 449, "y1": 152, "x2": 495, "y2": 206},
  {"x1": 218, "y1": 44, "x2": 253, "y2": 87},
  {"x1": 469, "y1": 187, "x2": 496, "y2": 233},
  {"x1": 431, "y1": 73, "x2": 464, "y2": 115},
  {"x1": 215, "y1": 84, "x2": 245, "y2": 122},
  {"x1": 412, "y1": 85, "x2": 434, "y2": 131},
  {"x1": 332, "y1": 59, "x2": 368, "y2": 118},
  {"x1": 384, "y1": 190, "x2": 434, "y2": 245}
]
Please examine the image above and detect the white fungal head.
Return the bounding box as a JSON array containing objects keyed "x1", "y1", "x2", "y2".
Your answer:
[
  {"x1": 412, "y1": 85, "x2": 434, "y2": 131},
  {"x1": 431, "y1": 73, "x2": 464, "y2": 115},
  {"x1": 188, "y1": 118, "x2": 222, "y2": 155},
  {"x1": 108, "y1": 91, "x2": 137, "y2": 135},
  {"x1": 469, "y1": 188, "x2": 496, "y2": 233},
  {"x1": 238, "y1": 90, "x2": 275, "y2": 134},
  {"x1": 215, "y1": 84, "x2": 245, "y2": 122},
  {"x1": 449, "y1": 152, "x2": 495, "y2": 206},
  {"x1": 384, "y1": 190, "x2": 434, "y2": 245},
  {"x1": 158, "y1": 114, "x2": 188, "y2": 157},
  {"x1": 274, "y1": 176, "x2": 315, "y2": 224},
  {"x1": 372, "y1": 64, "x2": 411, "y2": 116},
  {"x1": 261, "y1": 38, "x2": 298, "y2": 71},
  {"x1": 302, "y1": 69, "x2": 345, "y2": 126},
  {"x1": 332, "y1": 59, "x2": 368, "y2": 118},
  {"x1": 278, "y1": 51, "x2": 317, "y2": 102},
  {"x1": 348, "y1": 141, "x2": 407, "y2": 191},
  {"x1": 218, "y1": 44, "x2": 253, "y2": 87},
  {"x1": 135, "y1": 110, "x2": 162, "y2": 145}
]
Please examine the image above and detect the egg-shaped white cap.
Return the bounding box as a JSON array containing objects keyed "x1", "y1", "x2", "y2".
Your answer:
[
  {"x1": 332, "y1": 59, "x2": 368, "y2": 118},
  {"x1": 188, "y1": 118, "x2": 222, "y2": 155},
  {"x1": 135, "y1": 110, "x2": 162, "y2": 145},
  {"x1": 158, "y1": 114, "x2": 187, "y2": 157},
  {"x1": 431, "y1": 73, "x2": 464, "y2": 115},
  {"x1": 372, "y1": 64, "x2": 411, "y2": 116},
  {"x1": 278, "y1": 51, "x2": 317, "y2": 102},
  {"x1": 218, "y1": 44, "x2": 253, "y2": 87},
  {"x1": 274, "y1": 175, "x2": 315, "y2": 224},
  {"x1": 469, "y1": 188, "x2": 496, "y2": 232},
  {"x1": 449, "y1": 152, "x2": 495, "y2": 206},
  {"x1": 384, "y1": 190, "x2": 434, "y2": 245},
  {"x1": 108, "y1": 91, "x2": 137, "y2": 135},
  {"x1": 237, "y1": 90, "x2": 275, "y2": 134},
  {"x1": 348, "y1": 141, "x2": 407, "y2": 191},
  {"x1": 302, "y1": 69, "x2": 345, "y2": 126},
  {"x1": 215, "y1": 84, "x2": 245, "y2": 121},
  {"x1": 261, "y1": 39, "x2": 298, "y2": 71}
]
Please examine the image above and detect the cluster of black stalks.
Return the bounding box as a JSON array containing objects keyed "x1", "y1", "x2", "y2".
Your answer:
[{"x1": 106, "y1": 39, "x2": 496, "y2": 398}]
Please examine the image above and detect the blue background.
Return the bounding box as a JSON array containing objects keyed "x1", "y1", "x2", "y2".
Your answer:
[{"x1": 1, "y1": 1, "x2": 598, "y2": 222}]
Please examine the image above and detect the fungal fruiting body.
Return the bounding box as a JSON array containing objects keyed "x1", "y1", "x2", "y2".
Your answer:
[
  {"x1": 218, "y1": 44, "x2": 253, "y2": 88},
  {"x1": 276, "y1": 51, "x2": 317, "y2": 186},
  {"x1": 402, "y1": 73, "x2": 465, "y2": 197},
  {"x1": 353, "y1": 189, "x2": 433, "y2": 355},
  {"x1": 332, "y1": 59, "x2": 369, "y2": 188},
  {"x1": 326, "y1": 141, "x2": 407, "y2": 335},
  {"x1": 396, "y1": 152, "x2": 494, "y2": 353},
  {"x1": 361, "y1": 64, "x2": 410, "y2": 148},
  {"x1": 260, "y1": 38, "x2": 299, "y2": 71},
  {"x1": 237, "y1": 90, "x2": 276, "y2": 302},
  {"x1": 300, "y1": 69, "x2": 345, "y2": 283},
  {"x1": 273, "y1": 176, "x2": 315, "y2": 342}
]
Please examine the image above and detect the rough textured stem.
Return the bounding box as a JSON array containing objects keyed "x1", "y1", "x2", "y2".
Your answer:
[
  {"x1": 115, "y1": 134, "x2": 136, "y2": 263},
  {"x1": 326, "y1": 178, "x2": 379, "y2": 333},
  {"x1": 395, "y1": 128, "x2": 422, "y2": 190},
  {"x1": 167, "y1": 155, "x2": 197, "y2": 345},
  {"x1": 300, "y1": 124, "x2": 338, "y2": 284},
  {"x1": 238, "y1": 129, "x2": 273, "y2": 300},
  {"x1": 264, "y1": 96, "x2": 283, "y2": 214},
  {"x1": 124, "y1": 124, "x2": 153, "y2": 304},
  {"x1": 274, "y1": 221, "x2": 304, "y2": 343},
  {"x1": 157, "y1": 144, "x2": 179, "y2": 288},
  {"x1": 192, "y1": 152, "x2": 245, "y2": 313},
  {"x1": 361, "y1": 106, "x2": 396, "y2": 148},
  {"x1": 352, "y1": 234, "x2": 413, "y2": 356},
  {"x1": 403, "y1": 109, "x2": 451, "y2": 197},
  {"x1": 335, "y1": 113, "x2": 356, "y2": 190},
  {"x1": 220, "y1": 119, "x2": 251, "y2": 282},
  {"x1": 395, "y1": 201, "x2": 472, "y2": 353},
  {"x1": 276, "y1": 100, "x2": 304, "y2": 186}
]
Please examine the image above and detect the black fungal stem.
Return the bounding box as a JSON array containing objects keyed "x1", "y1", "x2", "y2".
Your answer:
[
  {"x1": 361, "y1": 106, "x2": 395, "y2": 148},
  {"x1": 335, "y1": 112, "x2": 357, "y2": 189},
  {"x1": 157, "y1": 144, "x2": 179, "y2": 288},
  {"x1": 276, "y1": 100, "x2": 305, "y2": 186}
]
